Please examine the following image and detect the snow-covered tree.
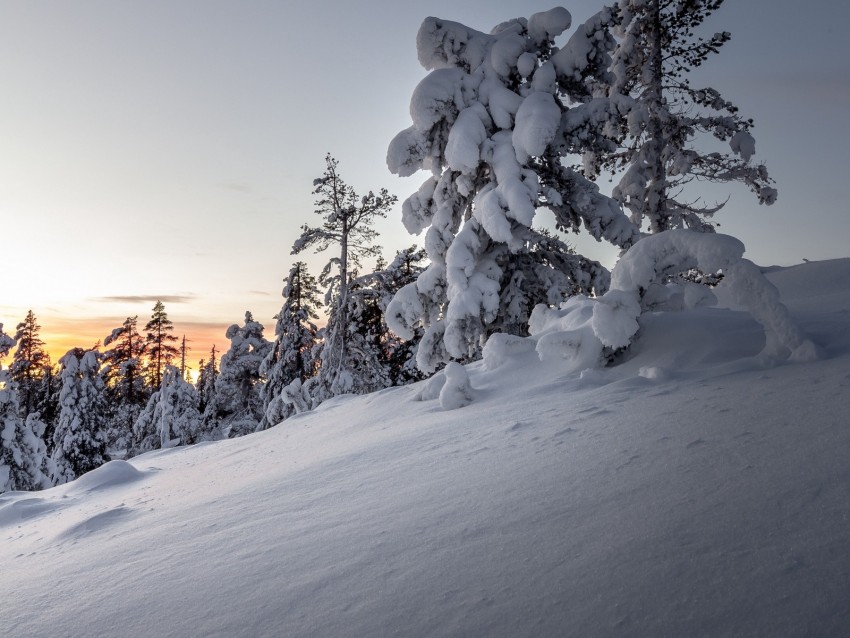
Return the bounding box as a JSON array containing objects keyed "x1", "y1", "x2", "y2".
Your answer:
[
  {"x1": 32, "y1": 363, "x2": 60, "y2": 450},
  {"x1": 386, "y1": 8, "x2": 639, "y2": 372},
  {"x1": 178, "y1": 335, "x2": 192, "y2": 381},
  {"x1": 336, "y1": 273, "x2": 393, "y2": 395},
  {"x1": 0, "y1": 386, "x2": 53, "y2": 493},
  {"x1": 196, "y1": 346, "x2": 220, "y2": 416},
  {"x1": 595, "y1": 0, "x2": 777, "y2": 232},
  {"x1": 51, "y1": 348, "x2": 109, "y2": 484},
  {"x1": 292, "y1": 154, "x2": 397, "y2": 399},
  {"x1": 490, "y1": 228, "x2": 610, "y2": 337},
  {"x1": 144, "y1": 301, "x2": 179, "y2": 388},
  {"x1": 259, "y1": 262, "x2": 321, "y2": 429},
  {"x1": 102, "y1": 316, "x2": 148, "y2": 455},
  {"x1": 10, "y1": 310, "x2": 50, "y2": 418},
  {"x1": 352, "y1": 246, "x2": 430, "y2": 387},
  {"x1": 133, "y1": 365, "x2": 203, "y2": 453},
  {"x1": 0, "y1": 324, "x2": 52, "y2": 493},
  {"x1": 207, "y1": 312, "x2": 271, "y2": 437}
]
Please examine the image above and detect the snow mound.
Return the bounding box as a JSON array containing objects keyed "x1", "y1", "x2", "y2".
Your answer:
[
  {"x1": 482, "y1": 332, "x2": 536, "y2": 370},
  {"x1": 760, "y1": 259, "x2": 850, "y2": 308},
  {"x1": 55, "y1": 506, "x2": 137, "y2": 542},
  {"x1": 63, "y1": 459, "x2": 148, "y2": 495},
  {"x1": 0, "y1": 496, "x2": 60, "y2": 528},
  {"x1": 439, "y1": 361, "x2": 473, "y2": 409}
]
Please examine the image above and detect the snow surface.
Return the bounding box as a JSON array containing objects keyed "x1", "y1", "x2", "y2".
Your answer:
[{"x1": 3, "y1": 260, "x2": 850, "y2": 637}]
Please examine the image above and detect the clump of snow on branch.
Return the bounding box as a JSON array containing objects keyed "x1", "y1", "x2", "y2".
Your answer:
[
  {"x1": 528, "y1": 295, "x2": 605, "y2": 371},
  {"x1": 482, "y1": 332, "x2": 537, "y2": 370}
]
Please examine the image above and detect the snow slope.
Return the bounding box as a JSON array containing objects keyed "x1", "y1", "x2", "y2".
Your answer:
[{"x1": 3, "y1": 260, "x2": 850, "y2": 637}]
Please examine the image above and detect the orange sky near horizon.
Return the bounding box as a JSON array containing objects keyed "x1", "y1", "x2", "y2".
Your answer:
[{"x1": 6, "y1": 313, "x2": 235, "y2": 376}]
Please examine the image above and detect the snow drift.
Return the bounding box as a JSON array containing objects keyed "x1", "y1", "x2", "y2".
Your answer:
[{"x1": 2, "y1": 260, "x2": 849, "y2": 637}]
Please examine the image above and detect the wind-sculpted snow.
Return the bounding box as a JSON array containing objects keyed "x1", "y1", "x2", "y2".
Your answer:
[
  {"x1": 0, "y1": 460, "x2": 149, "y2": 533},
  {"x1": 1, "y1": 260, "x2": 849, "y2": 637},
  {"x1": 0, "y1": 496, "x2": 61, "y2": 528},
  {"x1": 63, "y1": 459, "x2": 148, "y2": 495}
]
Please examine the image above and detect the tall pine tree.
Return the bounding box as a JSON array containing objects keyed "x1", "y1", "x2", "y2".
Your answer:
[
  {"x1": 11, "y1": 310, "x2": 50, "y2": 419},
  {"x1": 259, "y1": 262, "x2": 321, "y2": 429},
  {"x1": 595, "y1": 0, "x2": 777, "y2": 232},
  {"x1": 292, "y1": 155, "x2": 396, "y2": 400},
  {"x1": 144, "y1": 301, "x2": 179, "y2": 388},
  {"x1": 102, "y1": 315, "x2": 148, "y2": 455}
]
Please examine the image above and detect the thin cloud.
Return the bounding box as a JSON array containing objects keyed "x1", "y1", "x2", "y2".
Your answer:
[{"x1": 91, "y1": 295, "x2": 196, "y2": 304}]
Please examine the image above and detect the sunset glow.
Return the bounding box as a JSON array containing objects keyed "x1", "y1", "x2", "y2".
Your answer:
[{"x1": 0, "y1": 308, "x2": 250, "y2": 377}]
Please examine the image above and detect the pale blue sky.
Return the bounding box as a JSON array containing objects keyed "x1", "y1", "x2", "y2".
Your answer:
[{"x1": 1, "y1": 0, "x2": 847, "y2": 358}]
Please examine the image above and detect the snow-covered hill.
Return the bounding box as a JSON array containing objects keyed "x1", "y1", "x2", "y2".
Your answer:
[{"x1": 3, "y1": 260, "x2": 849, "y2": 637}]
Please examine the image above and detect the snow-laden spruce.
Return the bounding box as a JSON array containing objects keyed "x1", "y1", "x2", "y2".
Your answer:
[
  {"x1": 205, "y1": 312, "x2": 271, "y2": 438},
  {"x1": 50, "y1": 348, "x2": 109, "y2": 485},
  {"x1": 0, "y1": 324, "x2": 53, "y2": 493},
  {"x1": 340, "y1": 246, "x2": 431, "y2": 391},
  {"x1": 593, "y1": 0, "x2": 777, "y2": 232},
  {"x1": 386, "y1": 7, "x2": 637, "y2": 372},
  {"x1": 133, "y1": 365, "x2": 203, "y2": 452},
  {"x1": 259, "y1": 262, "x2": 321, "y2": 429},
  {"x1": 10, "y1": 310, "x2": 50, "y2": 420},
  {"x1": 102, "y1": 315, "x2": 147, "y2": 457},
  {"x1": 362, "y1": 246, "x2": 430, "y2": 387}
]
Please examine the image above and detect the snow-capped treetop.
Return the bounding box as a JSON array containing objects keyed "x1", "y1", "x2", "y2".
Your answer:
[
  {"x1": 209, "y1": 311, "x2": 271, "y2": 437},
  {"x1": 293, "y1": 154, "x2": 397, "y2": 307}
]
